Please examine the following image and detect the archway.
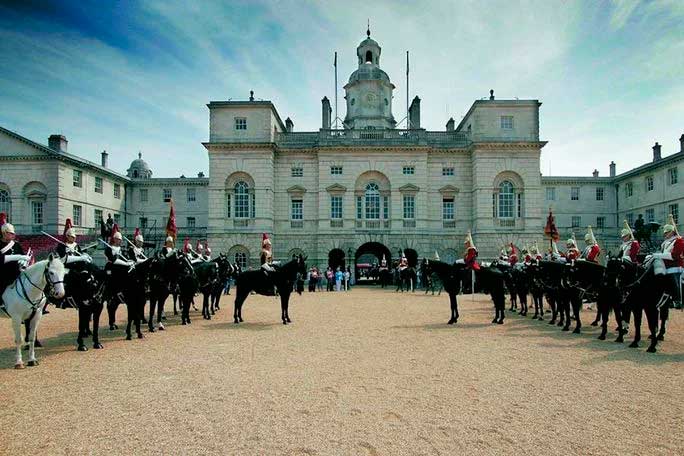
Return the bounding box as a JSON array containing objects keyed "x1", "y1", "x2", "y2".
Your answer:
[
  {"x1": 328, "y1": 248, "x2": 346, "y2": 271},
  {"x1": 354, "y1": 242, "x2": 392, "y2": 283}
]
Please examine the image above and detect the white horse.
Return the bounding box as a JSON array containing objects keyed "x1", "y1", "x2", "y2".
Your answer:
[{"x1": 1, "y1": 254, "x2": 65, "y2": 369}]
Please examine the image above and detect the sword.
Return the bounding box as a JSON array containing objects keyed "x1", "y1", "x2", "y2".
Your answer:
[
  {"x1": 122, "y1": 234, "x2": 148, "y2": 260},
  {"x1": 41, "y1": 231, "x2": 84, "y2": 256}
]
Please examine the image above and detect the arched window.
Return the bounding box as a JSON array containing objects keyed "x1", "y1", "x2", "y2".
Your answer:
[
  {"x1": 234, "y1": 181, "x2": 250, "y2": 218},
  {"x1": 498, "y1": 181, "x2": 514, "y2": 218},
  {"x1": 133, "y1": 170, "x2": 139, "y2": 178},
  {"x1": 365, "y1": 50, "x2": 373, "y2": 63},
  {"x1": 234, "y1": 252, "x2": 247, "y2": 269},
  {"x1": 365, "y1": 183, "x2": 380, "y2": 219},
  {"x1": 0, "y1": 188, "x2": 11, "y2": 219}
]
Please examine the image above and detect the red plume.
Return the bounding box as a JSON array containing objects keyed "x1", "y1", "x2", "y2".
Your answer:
[
  {"x1": 134, "y1": 227, "x2": 140, "y2": 239},
  {"x1": 63, "y1": 218, "x2": 73, "y2": 236},
  {"x1": 0, "y1": 212, "x2": 6, "y2": 227},
  {"x1": 544, "y1": 209, "x2": 560, "y2": 242},
  {"x1": 509, "y1": 242, "x2": 517, "y2": 255},
  {"x1": 165, "y1": 200, "x2": 177, "y2": 240},
  {"x1": 262, "y1": 233, "x2": 268, "y2": 241},
  {"x1": 196, "y1": 240, "x2": 202, "y2": 251}
]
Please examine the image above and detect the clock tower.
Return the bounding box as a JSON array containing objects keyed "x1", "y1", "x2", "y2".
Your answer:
[{"x1": 343, "y1": 29, "x2": 396, "y2": 130}]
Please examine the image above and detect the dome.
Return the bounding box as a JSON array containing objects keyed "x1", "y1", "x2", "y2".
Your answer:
[
  {"x1": 126, "y1": 152, "x2": 152, "y2": 179},
  {"x1": 348, "y1": 66, "x2": 391, "y2": 84},
  {"x1": 358, "y1": 37, "x2": 379, "y2": 48}
]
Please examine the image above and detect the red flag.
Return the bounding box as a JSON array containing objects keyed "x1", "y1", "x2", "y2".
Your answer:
[
  {"x1": 165, "y1": 200, "x2": 177, "y2": 240},
  {"x1": 63, "y1": 218, "x2": 73, "y2": 236},
  {"x1": 133, "y1": 227, "x2": 140, "y2": 239},
  {"x1": 110, "y1": 224, "x2": 119, "y2": 243},
  {"x1": 544, "y1": 210, "x2": 560, "y2": 242}
]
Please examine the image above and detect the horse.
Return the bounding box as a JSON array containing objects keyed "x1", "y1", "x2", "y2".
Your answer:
[
  {"x1": 426, "y1": 260, "x2": 469, "y2": 324},
  {"x1": 477, "y1": 262, "x2": 510, "y2": 324},
  {"x1": 123, "y1": 258, "x2": 155, "y2": 340},
  {"x1": 378, "y1": 267, "x2": 392, "y2": 288},
  {"x1": 396, "y1": 267, "x2": 416, "y2": 292},
  {"x1": 209, "y1": 255, "x2": 233, "y2": 315},
  {"x1": 175, "y1": 254, "x2": 199, "y2": 325},
  {"x1": 527, "y1": 263, "x2": 545, "y2": 320},
  {"x1": 233, "y1": 255, "x2": 307, "y2": 325},
  {"x1": 565, "y1": 260, "x2": 604, "y2": 334},
  {"x1": 536, "y1": 260, "x2": 569, "y2": 326},
  {"x1": 192, "y1": 261, "x2": 219, "y2": 320},
  {"x1": 147, "y1": 251, "x2": 184, "y2": 332},
  {"x1": 511, "y1": 265, "x2": 530, "y2": 316},
  {"x1": 1, "y1": 255, "x2": 65, "y2": 368},
  {"x1": 595, "y1": 256, "x2": 628, "y2": 342}
]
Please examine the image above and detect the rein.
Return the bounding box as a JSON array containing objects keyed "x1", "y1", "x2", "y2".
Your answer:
[{"x1": 16, "y1": 263, "x2": 61, "y2": 310}]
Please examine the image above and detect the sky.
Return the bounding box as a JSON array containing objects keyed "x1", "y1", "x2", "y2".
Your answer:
[{"x1": 0, "y1": 0, "x2": 682, "y2": 178}]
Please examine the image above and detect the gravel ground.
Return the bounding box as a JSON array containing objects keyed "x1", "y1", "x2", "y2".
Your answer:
[{"x1": 0, "y1": 288, "x2": 682, "y2": 456}]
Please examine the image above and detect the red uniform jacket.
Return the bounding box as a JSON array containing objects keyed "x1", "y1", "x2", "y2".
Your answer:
[
  {"x1": 464, "y1": 247, "x2": 480, "y2": 270},
  {"x1": 566, "y1": 247, "x2": 580, "y2": 261},
  {"x1": 508, "y1": 253, "x2": 518, "y2": 266},
  {"x1": 620, "y1": 240, "x2": 640, "y2": 263},
  {"x1": 581, "y1": 244, "x2": 600, "y2": 263},
  {"x1": 662, "y1": 236, "x2": 684, "y2": 268}
]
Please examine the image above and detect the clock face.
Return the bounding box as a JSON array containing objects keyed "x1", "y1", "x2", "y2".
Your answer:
[{"x1": 364, "y1": 93, "x2": 377, "y2": 106}]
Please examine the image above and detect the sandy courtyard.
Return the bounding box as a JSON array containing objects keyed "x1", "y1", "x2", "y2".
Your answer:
[{"x1": 0, "y1": 287, "x2": 682, "y2": 455}]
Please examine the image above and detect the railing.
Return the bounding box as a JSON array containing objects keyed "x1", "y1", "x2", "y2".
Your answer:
[
  {"x1": 443, "y1": 220, "x2": 456, "y2": 228},
  {"x1": 330, "y1": 220, "x2": 343, "y2": 228},
  {"x1": 290, "y1": 220, "x2": 303, "y2": 229},
  {"x1": 403, "y1": 220, "x2": 416, "y2": 228},
  {"x1": 233, "y1": 219, "x2": 251, "y2": 228},
  {"x1": 497, "y1": 219, "x2": 516, "y2": 228},
  {"x1": 275, "y1": 129, "x2": 471, "y2": 148}
]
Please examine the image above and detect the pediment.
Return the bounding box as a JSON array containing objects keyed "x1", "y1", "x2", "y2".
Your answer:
[
  {"x1": 286, "y1": 185, "x2": 307, "y2": 194},
  {"x1": 439, "y1": 185, "x2": 460, "y2": 195},
  {"x1": 399, "y1": 183, "x2": 420, "y2": 193},
  {"x1": 325, "y1": 183, "x2": 347, "y2": 193}
]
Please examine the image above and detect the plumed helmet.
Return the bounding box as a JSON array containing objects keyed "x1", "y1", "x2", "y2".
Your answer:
[
  {"x1": 206, "y1": 247, "x2": 212, "y2": 254},
  {"x1": 584, "y1": 225, "x2": 597, "y2": 245},
  {"x1": 620, "y1": 220, "x2": 634, "y2": 239},
  {"x1": 464, "y1": 231, "x2": 475, "y2": 248},
  {"x1": 566, "y1": 238, "x2": 576, "y2": 247},
  {"x1": 197, "y1": 243, "x2": 204, "y2": 251},
  {"x1": 165, "y1": 236, "x2": 174, "y2": 244},
  {"x1": 262, "y1": 233, "x2": 272, "y2": 247},
  {"x1": 1, "y1": 222, "x2": 15, "y2": 234},
  {"x1": 663, "y1": 213, "x2": 678, "y2": 235},
  {"x1": 65, "y1": 228, "x2": 76, "y2": 238},
  {"x1": 433, "y1": 250, "x2": 440, "y2": 261},
  {"x1": 113, "y1": 231, "x2": 122, "y2": 240}
]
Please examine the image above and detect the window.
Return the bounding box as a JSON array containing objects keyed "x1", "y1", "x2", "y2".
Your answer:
[
  {"x1": 140, "y1": 189, "x2": 148, "y2": 202},
  {"x1": 626, "y1": 213, "x2": 634, "y2": 226},
  {"x1": 163, "y1": 188, "x2": 172, "y2": 202},
  {"x1": 330, "y1": 166, "x2": 343, "y2": 175},
  {"x1": 497, "y1": 181, "x2": 514, "y2": 218},
  {"x1": 403, "y1": 195, "x2": 415, "y2": 219},
  {"x1": 646, "y1": 176, "x2": 654, "y2": 192},
  {"x1": 501, "y1": 116, "x2": 513, "y2": 129},
  {"x1": 94, "y1": 177, "x2": 103, "y2": 194},
  {"x1": 234, "y1": 182, "x2": 250, "y2": 218},
  {"x1": 546, "y1": 187, "x2": 555, "y2": 201},
  {"x1": 330, "y1": 196, "x2": 342, "y2": 219},
  {"x1": 73, "y1": 205, "x2": 82, "y2": 226},
  {"x1": 571, "y1": 216, "x2": 581, "y2": 228},
  {"x1": 139, "y1": 217, "x2": 148, "y2": 228},
  {"x1": 570, "y1": 187, "x2": 579, "y2": 201},
  {"x1": 383, "y1": 196, "x2": 389, "y2": 220},
  {"x1": 596, "y1": 216, "x2": 605, "y2": 229},
  {"x1": 186, "y1": 217, "x2": 196, "y2": 228},
  {"x1": 442, "y1": 198, "x2": 454, "y2": 220},
  {"x1": 291, "y1": 167, "x2": 303, "y2": 177},
  {"x1": 113, "y1": 213, "x2": 120, "y2": 224},
  {"x1": 291, "y1": 199, "x2": 303, "y2": 220},
  {"x1": 625, "y1": 182, "x2": 633, "y2": 197},
  {"x1": 250, "y1": 193, "x2": 255, "y2": 218},
  {"x1": 596, "y1": 187, "x2": 604, "y2": 201},
  {"x1": 94, "y1": 209, "x2": 103, "y2": 227},
  {"x1": 114, "y1": 183, "x2": 121, "y2": 199},
  {"x1": 356, "y1": 196, "x2": 362, "y2": 219},
  {"x1": 73, "y1": 170, "x2": 82, "y2": 188},
  {"x1": 32, "y1": 201, "x2": 43, "y2": 225},
  {"x1": 668, "y1": 167, "x2": 678, "y2": 185},
  {"x1": 365, "y1": 183, "x2": 380, "y2": 219},
  {"x1": 235, "y1": 117, "x2": 247, "y2": 130},
  {"x1": 0, "y1": 189, "x2": 10, "y2": 218},
  {"x1": 442, "y1": 167, "x2": 454, "y2": 176},
  {"x1": 226, "y1": 194, "x2": 231, "y2": 218},
  {"x1": 646, "y1": 208, "x2": 655, "y2": 223},
  {"x1": 187, "y1": 187, "x2": 196, "y2": 202},
  {"x1": 669, "y1": 204, "x2": 679, "y2": 224},
  {"x1": 517, "y1": 193, "x2": 522, "y2": 218},
  {"x1": 234, "y1": 252, "x2": 247, "y2": 269},
  {"x1": 402, "y1": 166, "x2": 415, "y2": 175}
]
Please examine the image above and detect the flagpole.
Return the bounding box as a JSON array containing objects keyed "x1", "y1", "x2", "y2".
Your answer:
[{"x1": 334, "y1": 51, "x2": 338, "y2": 130}]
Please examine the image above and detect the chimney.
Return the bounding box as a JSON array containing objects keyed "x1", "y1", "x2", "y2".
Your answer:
[
  {"x1": 446, "y1": 117, "x2": 455, "y2": 131},
  {"x1": 652, "y1": 141, "x2": 662, "y2": 162},
  {"x1": 408, "y1": 96, "x2": 421, "y2": 129},
  {"x1": 679, "y1": 133, "x2": 683, "y2": 152},
  {"x1": 48, "y1": 134, "x2": 67, "y2": 153},
  {"x1": 249, "y1": 90, "x2": 254, "y2": 101},
  {"x1": 285, "y1": 117, "x2": 294, "y2": 133},
  {"x1": 321, "y1": 97, "x2": 332, "y2": 129},
  {"x1": 609, "y1": 161, "x2": 616, "y2": 177},
  {"x1": 592, "y1": 169, "x2": 599, "y2": 178},
  {"x1": 101, "y1": 150, "x2": 108, "y2": 168},
  {"x1": 198, "y1": 171, "x2": 205, "y2": 178},
  {"x1": 489, "y1": 89, "x2": 495, "y2": 100}
]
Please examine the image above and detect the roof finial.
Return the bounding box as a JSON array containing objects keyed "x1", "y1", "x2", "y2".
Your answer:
[
  {"x1": 367, "y1": 19, "x2": 370, "y2": 37},
  {"x1": 138, "y1": 151, "x2": 142, "y2": 159}
]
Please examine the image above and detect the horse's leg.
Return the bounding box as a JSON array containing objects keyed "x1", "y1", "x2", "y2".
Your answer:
[
  {"x1": 591, "y1": 307, "x2": 600, "y2": 326},
  {"x1": 108, "y1": 299, "x2": 119, "y2": 330},
  {"x1": 645, "y1": 303, "x2": 659, "y2": 353},
  {"x1": 78, "y1": 306, "x2": 88, "y2": 351},
  {"x1": 448, "y1": 292, "x2": 457, "y2": 324},
  {"x1": 92, "y1": 302, "x2": 103, "y2": 349},
  {"x1": 572, "y1": 295, "x2": 582, "y2": 334},
  {"x1": 136, "y1": 296, "x2": 144, "y2": 339},
  {"x1": 148, "y1": 294, "x2": 157, "y2": 332},
  {"x1": 203, "y1": 292, "x2": 211, "y2": 320},
  {"x1": 598, "y1": 298, "x2": 609, "y2": 340},
  {"x1": 280, "y1": 293, "x2": 288, "y2": 325},
  {"x1": 26, "y1": 309, "x2": 43, "y2": 366},
  {"x1": 12, "y1": 317, "x2": 25, "y2": 369},
  {"x1": 173, "y1": 293, "x2": 179, "y2": 316},
  {"x1": 629, "y1": 304, "x2": 642, "y2": 348},
  {"x1": 561, "y1": 297, "x2": 570, "y2": 330},
  {"x1": 157, "y1": 294, "x2": 166, "y2": 330},
  {"x1": 657, "y1": 305, "x2": 668, "y2": 341},
  {"x1": 614, "y1": 299, "x2": 625, "y2": 343},
  {"x1": 548, "y1": 295, "x2": 556, "y2": 324},
  {"x1": 125, "y1": 298, "x2": 133, "y2": 340}
]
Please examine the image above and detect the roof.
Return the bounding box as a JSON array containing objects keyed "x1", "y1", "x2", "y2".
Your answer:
[
  {"x1": 455, "y1": 99, "x2": 541, "y2": 132},
  {"x1": 206, "y1": 100, "x2": 286, "y2": 131},
  {"x1": 0, "y1": 125, "x2": 130, "y2": 182},
  {"x1": 613, "y1": 150, "x2": 684, "y2": 181}
]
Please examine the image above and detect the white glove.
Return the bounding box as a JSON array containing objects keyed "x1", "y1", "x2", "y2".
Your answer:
[
  {"x1": 114, "y1": 258, "x2": 131, "y2": 267},
  {"x1": 4, "y1": 254, "x2": 31, "y2": 264},
  {"x1": 455, "y1": 259, "x2": 465, "y2": 265},
  {"x1": 653, "y1": 252, "x2": 672, "y2": 260}
]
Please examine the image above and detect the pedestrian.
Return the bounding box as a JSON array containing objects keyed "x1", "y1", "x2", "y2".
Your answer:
[{"x1": 335, "y1": 267, "x2": 343, "y2": 291}]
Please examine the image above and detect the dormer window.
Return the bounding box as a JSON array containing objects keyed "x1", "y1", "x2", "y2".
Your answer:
[{"x1": 235, "y1": 117, "x2": 247, "y2": 130}]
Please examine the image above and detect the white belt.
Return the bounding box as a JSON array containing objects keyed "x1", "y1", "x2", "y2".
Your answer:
[{"x1": 666, "y1": 267, "x2": 683, "y2": 274}]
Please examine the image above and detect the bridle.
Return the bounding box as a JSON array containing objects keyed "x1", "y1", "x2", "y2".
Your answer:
[{"x1": 16, "y1": 262, "x2": 64, "y2": 310}]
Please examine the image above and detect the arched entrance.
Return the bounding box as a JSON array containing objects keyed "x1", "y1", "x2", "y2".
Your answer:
[
  {"x1": 328, "y1": 248, "x2": 346, "y2": 271},
  {"x1": 355, "y1": 242, "x2": 392, "y2": 283}
]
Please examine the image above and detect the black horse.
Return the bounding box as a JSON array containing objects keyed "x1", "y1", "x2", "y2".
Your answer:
[
  {"x1": 426, "y1": 260, "x2": 468, "y2": 324},
  {"x1": 209, "y1": 255, "x2": 234, "y2": 315},
  {"x1": 233, "y1": 255, "x2": 307, "y2": 325},
  {"x1": 147, "y1": 251, "x2": 184, "y2": 332},
  {"x1": 122, "y1": 258, "x2": 155, "y2": 340},
  {"x1": 595, "y1": 257, "x2": 628, "y2": 341},
  {"x1": 396, "y1": 267, "x2": 417, "y2": 292},
  {"x1": 565, "y1": 260, "x2": 604, "y2": 334},
  {"x1": 193, "y1": 261, "x2": 219, "y2": 320},
  {"x1": 477, "y1": 262, "x2": 510, "y2": 324},
  {"x1": 175, "y1": 254, "x2": 199, "y2": 325}
]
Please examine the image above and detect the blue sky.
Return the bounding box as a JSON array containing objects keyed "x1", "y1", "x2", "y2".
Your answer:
[{"x1": 1, "y1": 0, "x2": 682, "y2": 178}]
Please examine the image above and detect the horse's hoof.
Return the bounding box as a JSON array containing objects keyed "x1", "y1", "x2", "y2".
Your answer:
[
  {"x1": 93, "y1": 343, "x2": 103, "y2": 349},
  {"x1": 629, "y1": 341, "x2": 639, "y2": 348},
  {"x1": 148, "y1": 327, "x2": 155, "y2": 333},
  {"x1": 497, "y1": 319, "x2": 504, "y2": 325},
  {"x1": 590, "y1": 321, "x2": 599, "y2": 327},
  {"x1": 646, "y1": 345, "x2": 657, "y2": 353},
  {"x1": 239, "y1": 318, "x2": 244, "y2": 323},
  {"x1": 283, "y1": 321, "x2": 287, "y2": 325},
  {"x1": 187, "y1": 319, "x2": 191, "y2": 324},
  {"x1": 562, "y1": 326, "x2": 570, "y2": 332},
  {"x1": 141, "y1": 319, "x2": 148, "y2": 324},
  {"x1": 27, "y1": 360, "x2": 38, "y2": 367},
  {"x1": 35, "y1": 340, "x2": 43, "y2": 348},
  {"x1": 657, "y1": 334, "x2": 665, "y2": 341},
  {"x1": 572, "y1": 328, "x2": 581, "y2": 334},
  {"x1": 597, "y1": 334, "x2": 606, "y2": 341},
  {"x1": 447, "y1": 319, "x2": 455, "y2": 325},
  {"x1": 125, "y1": 334, "x2": 132, "y2": 340},
  {"x1": 173, "y1": 311, "x2": 178, "y2": 316},
  {"x1": 182, "y1": 321, "x2": 187, "y2": 325},
  {"x1": 14, "y1": 363, "x2": 25, "y2": 369},
  {"x1": 614, "y1": 327, "x2": 620, "y2": 332},
  {"x1": 77, "y1": 345, "x2": 88, "y2": 352},
  {"x1": 158, "y1": 324, "x2": 165, "y2": 331},
  {"x1": 109, "y1": 324, "x2": 118, "y2": 330},
  {"x1": 615, "y1": 336, "x2": 624, "y2": 343},
  {"x1": 537, "y1": 317, "x2": 544, "y2": 321},
  {"x1": 548, "y1": 320, "x2": 555, "y2": 325},
  {"x1": 137, "y1": 333, "x2": 144, "y2": 339}
]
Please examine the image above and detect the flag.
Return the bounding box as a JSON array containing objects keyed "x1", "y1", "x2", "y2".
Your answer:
[
  {"x1": 110, "y1": 223, "x2": 119, "y2": 243},
  {"x1": 183, "y1": 238, "x2": 190, "y2": 253},
  {"x1": 544, "y1": 209, "x2": 560, "y2": 242},
  {"x1": 165, "y1": 199, "x2": 177, "y2": 240},
  {"x1": 133, "y1": 227, "x2": 140, "y2": 240},
  {"x1": 63, "y1": 218, "x2": 73, "y2": 237}
]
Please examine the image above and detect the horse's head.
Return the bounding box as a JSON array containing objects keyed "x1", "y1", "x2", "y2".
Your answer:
[{"x1": 46, "y1": 253, "x2": 66, "y2": 298}]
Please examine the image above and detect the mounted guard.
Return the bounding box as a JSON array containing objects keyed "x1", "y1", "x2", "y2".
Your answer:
[
  {"x1": 457, "y1": 231, "x2": 480, "y2": 270},
  {"x1": 565, "y1": 236, "x2": 580, "y2": 262},
  {"x1": 581, "y1": 226, "x2": 601, "y2": 263},
  {"x1": 128, "y1": 228, "x2": 147, "y2": 264},
  {"x1": 618, "y1": 220, "x2": 640, "y2": 263},
  {"x1": 161, "y1": 236, "x2": 176, "y2": 258},
  {"x1": 651, "y1": 214, "x2": 683, "y2": 309},
  {"x1": 0, "y1": 214, "x2": 31, "y2": 303},
  {"x1": 261, "y1": 233, "x2": 275, "y2": 276},
  {"x1": 398, "y1": 251, "x2": 408, "y2": 271}
]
